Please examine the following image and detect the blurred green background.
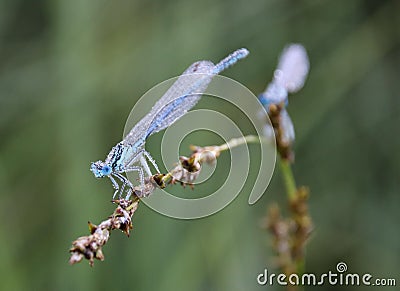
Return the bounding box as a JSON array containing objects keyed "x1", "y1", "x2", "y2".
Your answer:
[{"x1": 0, "y1": 0, "x2": 399, "y2": 290}]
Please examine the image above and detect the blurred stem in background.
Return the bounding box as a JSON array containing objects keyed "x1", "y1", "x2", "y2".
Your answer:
[
  {"x1": 259, "y1": 44, "x2": 313, "y2": 290},
  {"x1": 264, "y1": 133, "x2": 313, "y2": 290},
  {"x1": 264, "y1": 106, "x2": 313, "y2": 290},
  {"x1": 280, "y1": 160, "x2": 297, "y2": 200}
]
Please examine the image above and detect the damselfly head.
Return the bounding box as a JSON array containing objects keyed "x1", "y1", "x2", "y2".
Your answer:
[{"x1": 90, "y1": 160, "x2": 112, "y2": 178}]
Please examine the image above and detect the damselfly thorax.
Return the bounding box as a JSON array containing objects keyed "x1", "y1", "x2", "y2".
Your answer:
[{"x1": 90, "y1": 48, "x2": 249, "y2": 199}]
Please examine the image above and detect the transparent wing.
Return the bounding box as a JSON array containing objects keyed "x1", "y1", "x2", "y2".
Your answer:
[
  {"x1": 123, "y1": 60, "x2": 215, "y2": 145},
  {"x1": 275, "y1": 44, "x2": 309, "y2": 93},
  {"x1": 123, "y1": 48, "x2": 249, "y2": 146},
  {"x1": 280, "y1": 108, "x2": 295, "y2": 144},
  {"x1": 143, "y1": 49, "x2": 249, "y2": 138}
]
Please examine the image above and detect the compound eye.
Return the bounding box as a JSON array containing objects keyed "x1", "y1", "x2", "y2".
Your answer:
[
  {"x1": 90, "y1": 161, "x2": 104, "y2": 178},
  {"x1": 101, "y1": 165, "x2": 112, "y2": 176}
]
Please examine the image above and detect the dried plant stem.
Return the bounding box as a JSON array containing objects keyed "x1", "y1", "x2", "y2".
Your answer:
[
  {"x1": 69, "y1": 135, "x2": 261, "y2": 266},
  {"x1": 217, "y1": 135, "x2": 260, "y2": 152},
  {"x1": 69, "y1": 197, "x2": 140, "y2": 266}
]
